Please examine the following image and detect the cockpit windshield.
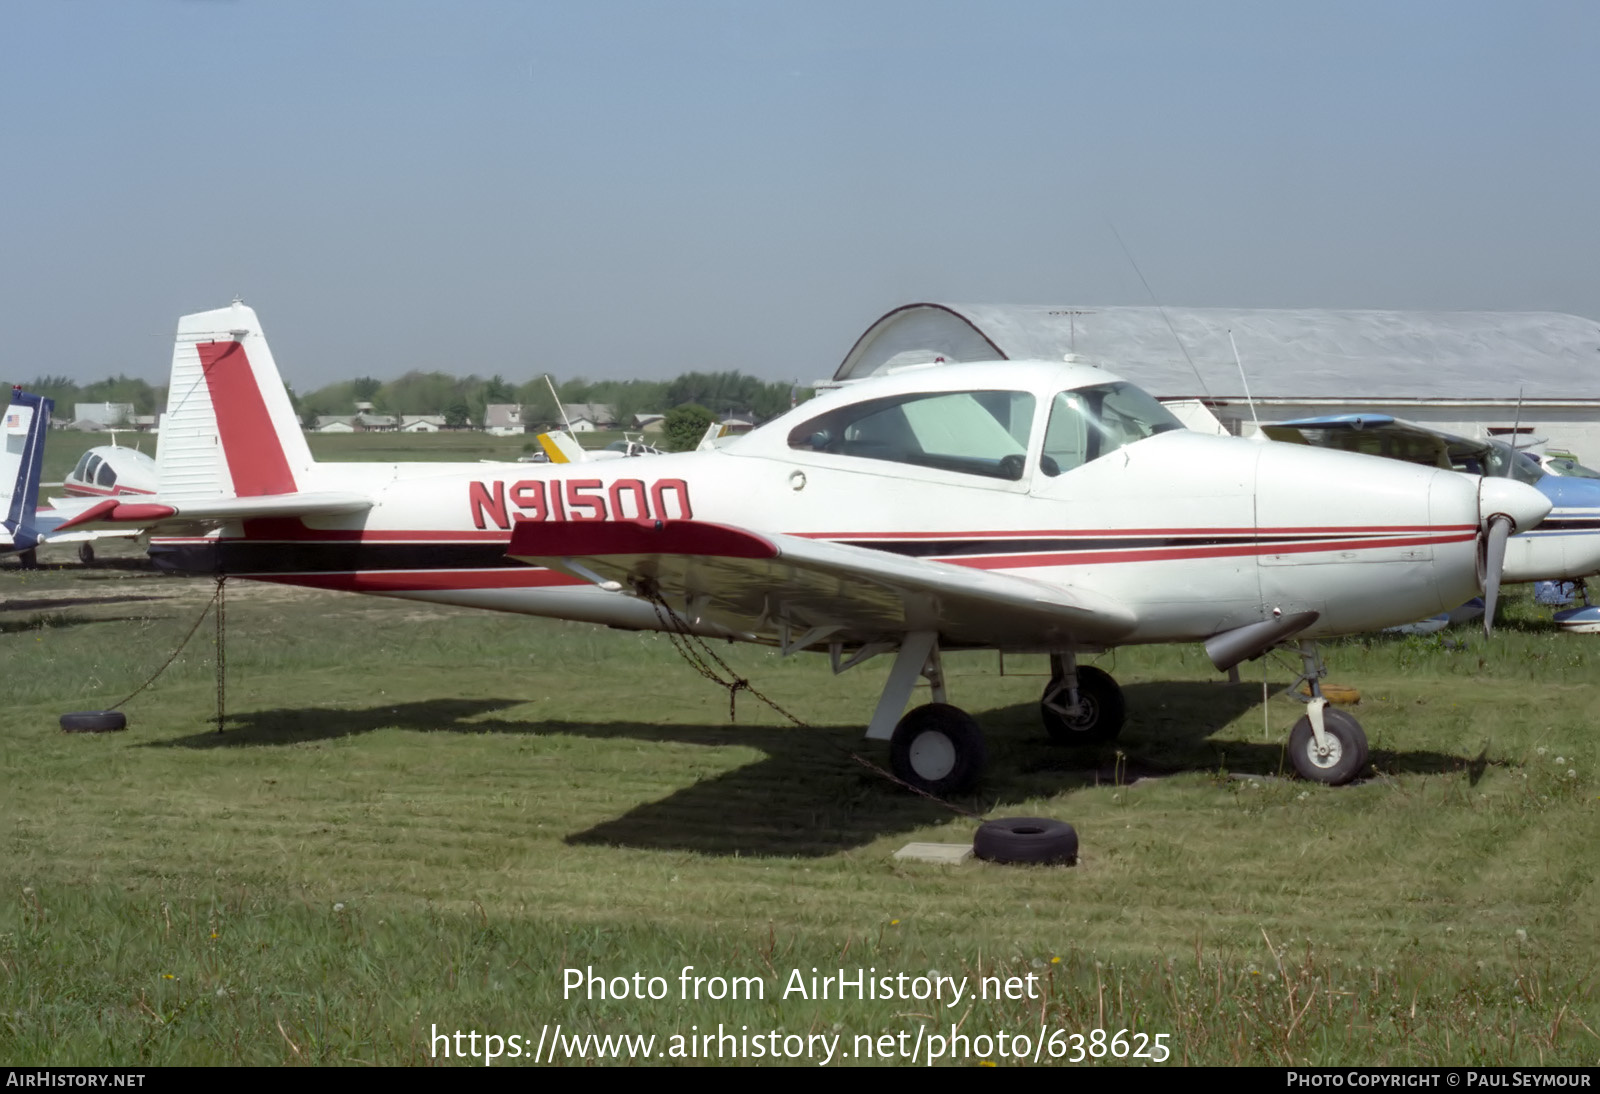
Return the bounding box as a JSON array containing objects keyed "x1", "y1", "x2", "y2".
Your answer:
[
  {"x1": 788, "y1": 390, "x2": 1035, "y2": 481},
  {"x1": 1039, "y1": 382, "x2": 1182, "y2": 477}
]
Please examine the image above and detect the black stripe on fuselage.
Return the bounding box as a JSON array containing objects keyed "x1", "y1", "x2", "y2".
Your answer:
[
  {"x1": 832, "y1": 532, "x2": 1386, "y2": 558},
  {"x1": 151, "y1": 530, "x2": 1410, "y2": 576},
  {"x1": 1534, "y1": 518, "x2": 1600, "y2": 532},
  {"x1": 149, "y1": 541, "x2": 526, "y2": 575}
]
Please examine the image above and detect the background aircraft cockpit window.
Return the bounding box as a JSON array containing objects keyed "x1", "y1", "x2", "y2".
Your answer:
[
  {"x1": 96, "y1": 459, "x2": 118, "y2": 488},
  {"x1": 1543, "y1": 454, "x2": 1600, "y2": 479},
  {"x1": 83, "y1": 454, "x2": 104, "y2": 483},
  {"x1": 788, "y1": 390, "x2": 1035, "y2": 480},
  {"x1": 72, "y1": 451, "x2": 95, "y2": 480},
  {"x1": 1478, "y1": 442, "x2": 1546, "y2": 487},
  {"x1": 1039, "y1": 382, "x2": 1182, "y2": 477}
]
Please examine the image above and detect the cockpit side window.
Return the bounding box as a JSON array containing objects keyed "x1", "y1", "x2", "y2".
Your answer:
[
  {"x1": 788, "y1": 390, "x2": 1035, "y2": 481},
  {"x1": 1039, "y1": 382, "x2": 1182, "y2": 477},
  {"x1": 83, "y1": 454, "x2": 103, "y2": 483},
  {"x1": 96, "y1": 459, "x2": 118, "y2": 488},
  {"x1": 72, "y1": 451, "x2": 94, "y2": 480}
]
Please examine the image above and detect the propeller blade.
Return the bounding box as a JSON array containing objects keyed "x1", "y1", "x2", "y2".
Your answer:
[{"x1": 1482, "y1": 514, "x2": 1513, "y2": 637}]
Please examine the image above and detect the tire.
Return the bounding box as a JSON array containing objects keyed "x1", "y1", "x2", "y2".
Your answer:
[
  {"x1": 60, "y1": 710, "x2": 127, "y2": 733},
  {"x1": 889, "y1": 703, "x2": 985, "y2": 796},
  {"x1": 973, "y1": 817, "x2": 1079, "y2": 866},
  {"x1": 1287, "y1": 707, "x2": 1368, "y2": 785},
  {"x1": 78, "y1": 542, "x2": 95, "y2": 565},
  {"x1": 1040, "y1": 665, "x2": 1125, "y2": 745}
]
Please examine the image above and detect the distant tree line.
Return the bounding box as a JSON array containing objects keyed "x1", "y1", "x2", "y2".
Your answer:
[
  {"x1": 19, "y1": 376, "x2": 166, "y2": 421},
  {"x1": 18, "y1": 369, "x2": 812, "y2": 435},
  {"x1": 295, "y1": 369, "x2": 810, "y2": 430}
]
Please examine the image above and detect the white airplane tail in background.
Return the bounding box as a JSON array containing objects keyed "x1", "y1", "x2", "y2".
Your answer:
[
  {"x1": 157, "y1": 301, "x2": 317, "y2": 503},
  {"x1": 2, "y1": 388, "x2": 51, "y2": 551}
]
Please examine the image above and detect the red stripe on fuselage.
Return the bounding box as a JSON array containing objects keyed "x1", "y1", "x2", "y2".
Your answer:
[
  {"x1": 794, "y1": 524, "x2": 1475, "y2": 540},
  {"x1": 211, "y1": 521, "x2": 1472, "y2": 545},
  {"x1": 195, "y1": 341, "x2": 296, "y2": 497},
  {"x1": 947, "y1": 531, "x2": 1478, "y2": 570},
  {"x1": 237, "y1": 518, "x2": 512, "y2": 542}
]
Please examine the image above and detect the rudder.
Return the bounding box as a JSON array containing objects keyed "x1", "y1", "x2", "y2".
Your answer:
[{"x1": 157, "y1": 301, "x2": 315, "y2": 502}]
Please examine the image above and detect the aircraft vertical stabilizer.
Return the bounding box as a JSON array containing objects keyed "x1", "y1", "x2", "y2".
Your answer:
[
  {"x1": 2, "y1": 388, "x2": 52, "y2": 551},
  {"x1": 157, "y1": 301, "x2": 316, "y2": 502}
]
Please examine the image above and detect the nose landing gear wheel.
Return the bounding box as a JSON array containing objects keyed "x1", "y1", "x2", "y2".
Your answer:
[
  {"x1": 889, "y1": 703, "x2": 985, "y2": 796},
  {"x1": 1287, "y1": 708, "x2": 1369, "y2": 785},
  {"x1": 1040, "y1": 664, "x2": 1125, "y2": 745}
]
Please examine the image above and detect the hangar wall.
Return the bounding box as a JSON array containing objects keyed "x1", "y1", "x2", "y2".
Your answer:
[{"x1": 839, "y1": 304, "x2": 1600, "y2": 465}]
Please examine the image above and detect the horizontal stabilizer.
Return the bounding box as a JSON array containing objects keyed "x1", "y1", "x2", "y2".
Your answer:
[
  {"x1": 537, "y1": 431, "x2": 587, "y2": 464},
  {"x1": 54, "y1": 491, "x2": 373, "y2": 532}
]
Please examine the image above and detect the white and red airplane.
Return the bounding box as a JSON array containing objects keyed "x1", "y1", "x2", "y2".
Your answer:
[
  {"x1": 3, "y1": 388, "x2": 148, "y2": 565},
  {"x1": 59, "y1": 442, "x2": 158, "y2": 501},
  {"x1": 61, "y1": 302, "x2": 1551, "y2": 792}
]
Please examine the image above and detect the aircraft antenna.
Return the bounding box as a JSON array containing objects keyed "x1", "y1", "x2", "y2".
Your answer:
[
  {"x1": 1048, "y1": 309, "x2": 1095, "y2": 352},
  {"x1": 544, "y1": 374, "x2": 572, "y2": 433},
  {"x1": 1110, "y1": 223, "x2": 1212, "y2": 399},
  {"x1": 1228, "y1": 330, "x2": 1260, "y2": 432},
  {"x1": 1505, "y1": 387, "x2": 1524, "y2": 475}
]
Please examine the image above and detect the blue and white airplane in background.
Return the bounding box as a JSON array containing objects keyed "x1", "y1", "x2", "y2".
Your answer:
[
  {"x1": 1262, "y1": 414, "x2": 1600, "y2": 625},
  {"x1": 3, "y1": 387, "x2": 140, "y2": 566},
  {"x1": 2, "y1": 387, "x2": 52, "y2": 563}
]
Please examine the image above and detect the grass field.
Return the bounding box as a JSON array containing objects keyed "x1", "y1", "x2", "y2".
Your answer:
[{"x1": 2, "y1": 537, "x2": 1597, "y2": 1066}]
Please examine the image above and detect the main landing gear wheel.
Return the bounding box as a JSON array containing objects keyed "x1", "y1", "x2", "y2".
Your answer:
[
  {"x1": 1287, "y1": 707, "x2": 1369, "y2": 786},
  {"x1": 78, "y1": 542, "x2": 95, "y2": 565},
  {"x1": 1040, "y1": 665, "x2": 1125, "y2": 746},
  {"x1": 889, "y1": 703, "x2": 985, "y2": 796}
]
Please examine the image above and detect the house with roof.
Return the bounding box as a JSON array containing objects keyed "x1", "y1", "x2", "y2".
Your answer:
[{"x1": 484, "y1": 404, "x2": 524, "y2": 435}]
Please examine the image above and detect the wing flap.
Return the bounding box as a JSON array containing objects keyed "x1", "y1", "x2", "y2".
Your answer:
[{"x1": 508, "y1": 518, "x2": 1137, "y2": 649}]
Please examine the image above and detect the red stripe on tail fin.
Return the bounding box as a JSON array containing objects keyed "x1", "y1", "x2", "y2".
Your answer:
[{"x1": 195, "y1": 341, "x2": 297, "y2": 497}]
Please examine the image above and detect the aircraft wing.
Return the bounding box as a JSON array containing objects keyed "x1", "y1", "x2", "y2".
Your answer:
[
  {"x1": 507, "y1": 519, "x2": 1138, "y2": 650},
  {"x1": 1262, "y1": 414, "x2": 1491, "y2": 471}
]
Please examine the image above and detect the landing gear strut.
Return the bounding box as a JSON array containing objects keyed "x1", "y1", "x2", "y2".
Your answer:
[
  {"x1": 860, "y1": 632, "x2": 987, "y2": 795},
  {"x1": 1040, "y1": 652, "x2": 1125, "y2": 746},
  {"x1": 1286, "y1": 641, "x2": 1369, "y2": 785}
]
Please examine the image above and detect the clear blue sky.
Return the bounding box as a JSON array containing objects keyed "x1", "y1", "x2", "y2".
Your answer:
[{"x1": 3, "y1": 1, "x2": 1596, "y2": 388}]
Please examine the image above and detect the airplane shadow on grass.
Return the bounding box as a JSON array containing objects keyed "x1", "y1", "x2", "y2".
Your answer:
[
  {"x1": 0, "y1": 613, "x2": 152, "y2": 635},
  {"x1": 148, "y1": 683, "x2": 1482, "y2": 857}
]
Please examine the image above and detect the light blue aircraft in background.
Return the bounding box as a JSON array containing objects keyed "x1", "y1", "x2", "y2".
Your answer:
[{"x1": 1263, "y1": 414, "x2": 1600, "y2": 630}]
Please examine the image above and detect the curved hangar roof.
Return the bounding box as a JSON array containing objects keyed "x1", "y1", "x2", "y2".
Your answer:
[{"x1": 836, "y1": 303, "x2": 1600, "y2": 401}]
